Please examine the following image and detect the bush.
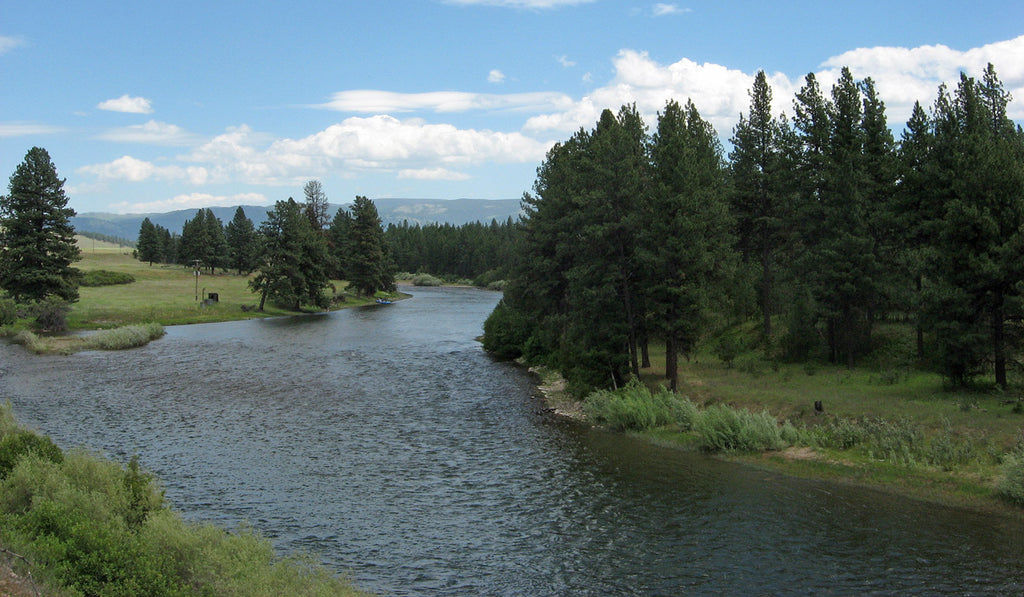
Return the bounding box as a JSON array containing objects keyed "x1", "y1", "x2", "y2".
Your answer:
[
  {"x1": 80, "y1": 269, "x2": 135, "y2": 287},
  {"x1": 0, "y1": 297, "x2": 18, "y2": 326},
  {"x1": 998, "y1": 453, "x2": 1024, "y2": 506},
  {"x1": 695, "y1": 404, "x2": 785, "y2": 452},
  {"x1": 31, "y1": 296, "x2": 71, "y2": 332},
  {"x1": 585, "y1": 380, "x2": 698, "y2": 432},
  {"x1": 482, "y1": 300, "x2": 532, "y2": 360},
  {"x1": 0, "y1": 429, "x2": 64, "y2": 478},
  {"x1": 411, "y1": 273, "x2": 444, "y2": 286}
]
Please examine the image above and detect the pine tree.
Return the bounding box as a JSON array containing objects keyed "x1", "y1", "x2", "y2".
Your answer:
[
  {"x1": 347, "y1": 196, "x2": 395, "y2": 296},
  {"x1": 0, "y1": 147, "x2": 81, "y2": 303},
  {"x1": 249, "y1": 198, "x2": 331, "y2": 311},
  {"x1": 136, "y1": 217, "x2": 161, "y2": 265},
  {"x1": 225, "y1": 207, "x2": 259, "y2": 275}
]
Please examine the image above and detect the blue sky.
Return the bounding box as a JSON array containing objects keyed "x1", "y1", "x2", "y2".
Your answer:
[{"x1": 2, "y1": 0, "x2": 1023, "y2": 215}]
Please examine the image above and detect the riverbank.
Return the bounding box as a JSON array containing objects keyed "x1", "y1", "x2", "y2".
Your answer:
[{"x1": 528, "y1": 360, "x2": 1024, "y2": 519}]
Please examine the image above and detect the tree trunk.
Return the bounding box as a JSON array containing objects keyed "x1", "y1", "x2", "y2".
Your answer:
[
  {"x1": 666, "y1": 337, "x2": 679, "y2": 392},
  {"x1": 993, "y1": 289, "x2": 1007, "y2": 389},
  {"x1": 620, "y1": 270, "x2": 640, "y2": 378},
  {"x1": 915, "y1": 275, "x2": 924, "y2": 361},
  {"x1": 258, "y1": 288, "x2": 268, "y2": 312},
  {"x1": 761, "y1": 242, "x2": 773, "y2": 349}
]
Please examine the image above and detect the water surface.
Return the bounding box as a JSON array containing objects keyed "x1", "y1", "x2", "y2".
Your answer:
[{"x1": 2, "y1": 286, "x2": 1023, "y2": 595}]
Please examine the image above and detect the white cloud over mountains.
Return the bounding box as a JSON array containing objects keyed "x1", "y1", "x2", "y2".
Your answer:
[{"x1": 81, "y1": 34, "x2": 1024, "y2": 213}]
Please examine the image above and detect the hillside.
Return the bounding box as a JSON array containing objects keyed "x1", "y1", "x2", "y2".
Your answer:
[{"x1": 72, "y1": 198, "x2": 522, "y2": 240}]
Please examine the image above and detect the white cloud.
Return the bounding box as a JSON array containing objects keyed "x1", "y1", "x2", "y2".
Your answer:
[
  {"x1": 653, "y1": 3, "x2": 690, "y2": 16},
  {"x1": 78, "y1": 155, "x2": 210, "y2": 185},
  {"x1": 398, "y1": 167, "x2": 471, "y2": 181},
  {"x1": 556, "y1": 55, "x2": 576, "y2": 68},
  {"x1": 0, "y1": 35, "x2": 24, "y2": 55},
  {"x1": 110, "y1": 192, "x2": 269, "y2": 214},
  {"x1": 320, "y1": 90, "x2": 573, "y2": 113},
  {"x1": 97, "y1": 95, "x2": 154, "y2": 114},
  {"x1": 97, "y1": 120, "x2": 198, "y2": 146},
  {"x1": 488, "y1": 69, "x2": 506, "y2": 84},
  {"x1": 0, "y1": 121, "x2": 65, "y2": 137},
  {"x1": 443, "y1": 0, "x2": 593, "y2": 8}
]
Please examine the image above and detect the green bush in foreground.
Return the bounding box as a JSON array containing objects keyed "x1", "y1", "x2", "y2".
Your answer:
[
  {"x1": 696, "y1": 404, "x2": 785, "y2": 452},
  {"x1": 0, "y1": 405, "x2": 364, "y2": 596},
  {"x1": 998, "y1": 453, "x2": 1024, "y2": 506}
]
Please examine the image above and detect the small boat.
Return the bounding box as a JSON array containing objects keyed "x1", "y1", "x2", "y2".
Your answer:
[{"x1": 375, "y1": 298, "x2": 393, "y2": 305}]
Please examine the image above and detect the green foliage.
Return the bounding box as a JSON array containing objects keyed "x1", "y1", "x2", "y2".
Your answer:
[
  {"x1": 584, "y1": 380, "x2": 699, "y2": 432},
  {"x1": 482, "y1": 299, "x2": 532, "y2": 360},
  {"x1": 80, "y1": 269, "x2": 135, "y2": 287},
  {"x1": 347, "y1": 195, "x2": 396, "y2": 297},
  {"x1": 997, "y1": 452, "x2": 1024, "y2": 506},
  {"x1": 0, "y1": 296, "x2": 18, "y2": 326},
  {"x1": 0, "y1": 429, "x2": 63, "y2": 478},
  {"x1": 0, "y1": 407, "x2": 363, "y2": 596},
  {"x1": 250, "y1": 198, "x2": 332, "y2": 311},
  {"x1": 225, "y1": 206, "x2": 260, "y2": 275},
  {"x1": 0, "y1": 147, "x2": 82, "y2": 303},
  {"x1": 31, "y1": 296, "x2": 72, "y2": 331},
  {"x1": 411, "y1": 273, "x2": 443, "y2": 287},
  {"x1": 695, "y1": 404, "x2": 785, "y2": 452},
  {"x1": 84, "y1": 323, "x2": 165, "y2": 351}
]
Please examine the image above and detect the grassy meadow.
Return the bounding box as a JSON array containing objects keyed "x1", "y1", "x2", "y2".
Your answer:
[{"x1": 68, "y1": 237, "x2": 376, "y2": 330}]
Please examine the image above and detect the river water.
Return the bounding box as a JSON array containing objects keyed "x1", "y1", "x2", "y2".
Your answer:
[{"x1": 2, "y1": 286, "x2": 1023, "y2": 595}]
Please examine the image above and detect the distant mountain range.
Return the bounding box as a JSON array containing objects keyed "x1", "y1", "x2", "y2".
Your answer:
[{"x1": 72, "y1": 198, "x2": 523, "y2": 241}]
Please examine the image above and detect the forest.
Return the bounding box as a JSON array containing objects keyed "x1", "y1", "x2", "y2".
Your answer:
[{"x1": 483, "y1": 64, "x2": 1024, "y2": 396}]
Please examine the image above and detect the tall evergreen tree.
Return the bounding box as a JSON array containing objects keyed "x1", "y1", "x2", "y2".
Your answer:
[
  {"x1": 347, "y1": 196, "x2": 395, "y2": 296},
  {"x1": 249, "y1": 198, "x2": 331, "y2": 311},
  {"x1": 0, "y1": 147, "x2": 81, "y2": 303},
  {"x1": 303, "y1": 179, "x2": 330, "y2": 233},
  {"x1": 327, "y1": 207, "x2": 354, "y2": 280},
  {"x1": 648, "y1": 99, "x2": 736, "y2": 390},
  {"x1": 136, "y1": 217, "x2": 161, "y2": 265},
  {"x1": 729, "y1": 71, "x2": 793, "y2": 347},
  {"x1": 225, "y1": 207, "x2": 259, "y2": 275}
]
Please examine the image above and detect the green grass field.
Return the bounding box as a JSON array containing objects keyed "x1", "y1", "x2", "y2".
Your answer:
[{"x1": 69, "y1": 237, "x2": 375, "y2": 329}]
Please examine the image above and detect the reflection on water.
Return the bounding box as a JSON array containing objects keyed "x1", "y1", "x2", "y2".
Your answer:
[{"x1": 2, "y1": 286, "x2": 1023, "y2": 595}]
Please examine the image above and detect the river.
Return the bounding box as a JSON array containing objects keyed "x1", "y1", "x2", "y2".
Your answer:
[{"x1": 2, "y1": 286, "x2": 1023, "y2": 595}]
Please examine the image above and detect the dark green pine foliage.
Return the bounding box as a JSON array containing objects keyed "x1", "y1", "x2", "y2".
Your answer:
[
  {"x1": 225, "y1": 207, "x2": 259, "y2": 275},
  {"x1": 249, "y1": 198, "x2": 332, "y2": 311},
  {"x1": 729, "y1": 70, "x2": 794, "y2": 348},
  {"x1": 648, "y1": 99, "x2": 736, "y2": 390},
  {"x1": 136, "y1": 217, "x2": 161, "y2": 265},
  {"x1": 327, "y1": 206, "x2": 354, "y2": 280},
  {"x1": 0, "y1": 147, "x2": 81, "y2": 303},
  {"x1": 923, "y1": 66, "x2": 1024, "y2": 387},
  {"x1": 347, "y1": 196, "x2": 395, "y2": 296},
  {"x1": 202, "y1": 208, "x2": 228, "y2": 273}
]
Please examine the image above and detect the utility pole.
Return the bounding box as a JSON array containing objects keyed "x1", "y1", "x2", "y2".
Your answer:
[{"x1": 192, "y1": 259, "x2": 202, "y2": 301}]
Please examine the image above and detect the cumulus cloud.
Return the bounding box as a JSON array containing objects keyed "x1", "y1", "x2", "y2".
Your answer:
[
  {"x1": 320, "y1": 90, "x2": 573, "y2": 113},
  {"x1": 488, "y1": 69, "x2": 506, "y2": 83},
  {"x1": 78, "y1": 155, "x2": 210, "y2": 185},
  {"x1": 97, "y1": 120, "x2": 198, "y2": 146},
  {"x1": 97, "y1": 95, "x2": 154, "y2": 114},
  {"x1": 110, "y1": 192, "x2": 269, "y2": 214},
  {"x1": 556, "y1": 55, "x2": 576, "y2": 68}
]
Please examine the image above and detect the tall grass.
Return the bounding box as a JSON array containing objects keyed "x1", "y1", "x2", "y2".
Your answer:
[
  {"x1": 695, "y1": 405, "x2": 785, "y2": 452},
  {"x1": 0, "y1": 405, "x2": 365, "y2": 596},
  {"x1": 83, "y1": 322, "x2": 166, "y2": 350},
  {"x1": 584, "y1": 380, "x2": 698, "y2": 431}
]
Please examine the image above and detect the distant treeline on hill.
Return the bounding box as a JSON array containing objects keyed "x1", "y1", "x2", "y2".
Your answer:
[{"x1": 79, "y1": 230, "x2": 135, "y2": 248}]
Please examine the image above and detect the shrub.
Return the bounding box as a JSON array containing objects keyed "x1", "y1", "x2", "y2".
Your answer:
[
  {"x1": 695, "y1": 404, "x2": 785, "y2": 452},
  {"x1": 997, "y1": 452, "x2": 1024, "y2": 506},
  {"x1": 31, "y1": 296, "x2": 71, "y2": 332},
  {"x1": 0, "y1": 297, "x2": 18, "y2": 326},
  {"x1": 80, "y1": 269, "x2": 135, "y2": 287},
  {"x1": 411, "y1": 273, "x2": 443, "y2": 286},
  {"x1": 482, "y1": 300, "x2": 532, "y2": 360},
  {"x1": 0, "y1": 429, "x2": 64, "y2": 478},
  {"x1": 584, "y1": 380, "x2": 698, "y2": 432}
]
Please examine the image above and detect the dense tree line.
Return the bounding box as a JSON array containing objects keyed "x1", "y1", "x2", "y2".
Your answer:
[
  {"x1": 385, "y1": 218, "x2": 519, "y2": 281},
  {"x1": 485, "y1": 64, "x2": 1024, "y2": 394},
  {"x1": 135, "y1": 184, "x2": 395, "y2": 310}
]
